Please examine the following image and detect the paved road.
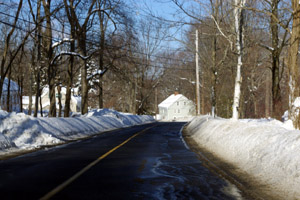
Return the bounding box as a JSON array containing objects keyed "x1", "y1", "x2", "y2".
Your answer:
[{"x1": 0, "y1": 122, "x2": 241, "y2": 199}]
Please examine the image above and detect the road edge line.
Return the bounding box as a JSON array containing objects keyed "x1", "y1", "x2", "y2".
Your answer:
[{"x1": 39, "y1": 124, "x2": 156, "y2": 200}]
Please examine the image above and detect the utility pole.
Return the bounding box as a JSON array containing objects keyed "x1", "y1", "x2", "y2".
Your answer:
[{"x1": 195, "y1": 29, "x2": 201, "y2": 115}]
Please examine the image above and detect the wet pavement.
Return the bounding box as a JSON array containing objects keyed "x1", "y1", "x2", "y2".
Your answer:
[{"x1": 0, "y1": 122, "x2": 243, "y2": 199}]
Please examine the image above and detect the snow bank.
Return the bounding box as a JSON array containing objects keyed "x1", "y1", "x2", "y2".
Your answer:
[
  {"x1": 186, "y1": 116, "x2": 300, "y2": 200},
  {"x1": 0, "y1": 109, "x2": 154, "y2": 155}
]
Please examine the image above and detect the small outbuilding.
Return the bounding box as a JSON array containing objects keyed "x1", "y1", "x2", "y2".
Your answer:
[{"x1": 158, "y1": 92, "x2": 195, "y2": 121}]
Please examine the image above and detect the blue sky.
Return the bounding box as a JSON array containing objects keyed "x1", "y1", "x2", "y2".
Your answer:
[
  {"x1": 129, "y1": 0, "x2": 192, "y2": 49},
  {"x1": 132, "y1": 0, "x2": 178, "y2": 19}
]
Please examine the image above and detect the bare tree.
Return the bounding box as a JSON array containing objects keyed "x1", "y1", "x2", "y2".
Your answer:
[
  {"x1": 287, "y1": 0, "x2": 300, "y2": 128},
  {"x1": 254, "y1": 0, "x2": 291, "y2": 119},
  {"x1": 0, "y1": 0, "x2": 23, "y2": 101},
  {"x1": 63, "y1": 0, "x2": 77, "y2": 117},
  {"x1": 41, "y1": 0, "x2": 57, "y2": 117},
  {"x1": 64, "y1": 0, "x2": 97, "y2": 115},
  {"x1": 95, "y1": 0, "x2": 118, "y2": 109},
  {"x1": 28, "y1": 0, "x2": 43, "y2": 117},
  {"x1": 136, "y1": 19, "x2": 167, "y2": 114},
  {"x1": 232, "y1": 0, "x2": 246, "y2": 120}
]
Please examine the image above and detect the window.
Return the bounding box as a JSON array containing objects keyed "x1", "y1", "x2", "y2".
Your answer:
[
  {"x1": 184, "y1": 102, "x2": 186, "y2": 106},
  {"x1": 178, "y1": 109, "x2": 180, "y2": 113},
  {"x1": 177, "y1": 101, "x2": 179, "y2": 106}
]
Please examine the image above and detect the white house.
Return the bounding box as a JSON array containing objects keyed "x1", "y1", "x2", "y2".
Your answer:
[
  {"x1": 1, "y1": 77, "x2": 20, "y2": 112},
  {"x1": 158, "y1": 92, "x2": 196, "y2": 121},
  {"x1": 23, "y1": 86, "x2": 81, "y2": 113}
]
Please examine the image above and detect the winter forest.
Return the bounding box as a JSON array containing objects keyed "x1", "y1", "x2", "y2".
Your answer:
[{"x1": 1, "y1": 0, "x2": 300, "y2": 127}]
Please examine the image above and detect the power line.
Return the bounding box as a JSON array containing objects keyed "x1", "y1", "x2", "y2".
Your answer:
[
  {"x1": 0, "y1": 17, "x2": 194, "y2": 71},
  {"x1": 0, "y1": 11, "x2": 194, "y2": 71},
  {"x1": 0, "y1": 17, "x2": 194, "y2": 72},
  {"x1": 116, "y1": 55, "x2": 195, "y2": 72},
  {"x1": 0, "y1": 10, "x2": 191, "y2": 58}
]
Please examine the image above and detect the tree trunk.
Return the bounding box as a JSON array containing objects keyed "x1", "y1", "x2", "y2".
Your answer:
[
  {"x1": 130, "y1": 81, "x2": 135, "y2": 114},
  {"x1": 6, "y1": 68, "x2": 11, "y2": 112},
  {"x1": 201, "y1": 71, "x2": 205, "y2": 114},
  {"x1": 98, "y1": 70, "x2": 104, "y2": 109},
  {"x1": 250, "y1": 70, "x2": 257, "y2": 117},
  {"x1": 265, "y1": 70, "x2": 271, "y2": 117},
  {"x1": 63, "y1": 0, "x2": 97, "y2": 115},
  {"x1": 64, "y1": 31, "x2": 75, "y2": 117},
  {"x1": 98, "y1": 8, "x2": 105, "y2": 109},
  {"x1": 34, "y1": 0, "x2": 42, "y2": 118},
  {"x1": 63, "y1": 0, "x2": 76, "y2": 117},
  {"x1": 211, "y1": 34, "x2": 217, "y2": 117},
  {"x1": 34, "y1": 67, "x2": 40, "y2": 117},
  {"x1": 288, "y1": 0, "x2": 300, "y2": 129},
  {"x1": 28, "y1": 65, "x2": 33, "y2": 115},
  {"x1": 232, "y1": 0, "x2": 246, "y2": 120},
  {"x1": 49, "y1": 81, "x2": 56, "y2": 117},
  {"x1": 40, "y1": 92, "x2": 43, "y2": 117},
  {"x1": 0, "y1": 0, "x2": 23, "y2": 100},
  {"x1": 270, "y1": 0, "x2": 283, "y2": 120},
  {"x1": 79, "y1": 34, "x2": 89, "y2": 115},
  {"x1": 18, "y1": 77, "x2": 23, "y2": 112},
  {"x1": 0, "y1": 78, "x2": 4, "y2": 105},
  {"x1": 81, "y1": 62, "x2": 88, "y2": 114},
  {"x1": 133, "y1": 70, "x2": 137, "y2": 114},
  {"x1": 65, "y1": 85, "x2": 72, "y2": 116},
  {"x1": 42, "y1": 0, "x2": 56, "y2": 117},
  {"x1": 58, "y1": 86, "x2": 62, "y2": 117}
]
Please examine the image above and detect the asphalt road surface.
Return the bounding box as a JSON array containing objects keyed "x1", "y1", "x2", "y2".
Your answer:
[{"x1": 0, "y1": 122, "x2": 242, "y2": 200}]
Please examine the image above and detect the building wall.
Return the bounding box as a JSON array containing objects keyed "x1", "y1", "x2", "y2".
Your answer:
[
  {"x1": 1, "y1": 77, "x2": 21, "y2": 112},
  {"x1": 1, "y1": 91, "x2": 20, "y2": 112},
  {"x1": 159, "y1": 96, "x2": 195, "y2": 121},
  {"x1": 40, "y1": 92, "x2": 79, "y2": 112},
  {"x1": 158, "y1": 107, "x2": 168, "y2": 120},
  {"x1": 23, "y1": 88, "x2": 81, "y2": 113}
]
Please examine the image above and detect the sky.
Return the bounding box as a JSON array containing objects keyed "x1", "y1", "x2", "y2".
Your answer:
[
  {"x1": 128, "y1": 0, "x2": 209, "y2": 51},
  {"x1": 131, "y1": 0, "x2": 179, "y2": 20},
  {"x1": 129, "y1": 0, "x2": 192, "y2": 50}
]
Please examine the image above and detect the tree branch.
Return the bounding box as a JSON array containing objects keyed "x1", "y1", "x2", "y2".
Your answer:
[{"x1": 51, "y1": 51, "x2": 97, "y2": 66}]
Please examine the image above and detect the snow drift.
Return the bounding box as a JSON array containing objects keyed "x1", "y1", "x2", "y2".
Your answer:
[
  {"x1": 185, "y1": 116, "x2": 300, "y2": 200},
  {"x1": 0, "y1": 109, "x2": 154, "y2": 155}
]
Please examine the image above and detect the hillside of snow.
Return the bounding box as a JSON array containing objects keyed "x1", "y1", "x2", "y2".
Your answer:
[
  {"x1": 185, "y1": 116, "x2": 300, "y2": 200},
  {"x1": 0, "y1": 109, "x2": 154, "y2": 156}
]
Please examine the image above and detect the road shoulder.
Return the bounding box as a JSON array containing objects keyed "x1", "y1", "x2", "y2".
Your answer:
[{"x1": 182, "y1": 126, "x2": 279, "y2": 200}]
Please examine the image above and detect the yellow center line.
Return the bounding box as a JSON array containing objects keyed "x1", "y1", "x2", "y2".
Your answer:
[{"x1": 40, "y1": 125, "x2": 156, "y2": 200}]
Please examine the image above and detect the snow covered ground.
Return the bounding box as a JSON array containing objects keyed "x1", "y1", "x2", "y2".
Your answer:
[
  {"x1": 0, "y1": 109, "x2": 154, "y2": 156},
  {"x1": 185, "y1": 116, "x2": 300, "y2": 200}
]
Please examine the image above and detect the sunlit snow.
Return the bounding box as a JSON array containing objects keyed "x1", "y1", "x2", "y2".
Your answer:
[
  {"x1": 0, "y1": 109, "x2": 154, "y2": 156},
  {"x1": 186, "y1": 116, "x2": 300, "y2": 199}
]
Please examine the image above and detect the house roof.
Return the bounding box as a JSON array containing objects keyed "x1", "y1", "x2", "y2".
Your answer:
[{"x1": 158, "y1": 94, "x2": 184, "y2": 108}]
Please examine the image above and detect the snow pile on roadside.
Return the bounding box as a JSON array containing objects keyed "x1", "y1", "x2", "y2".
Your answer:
[
  {"x1": 186, "y1": 116, "x2": 300, "y2": 200},
  {"x1": 0, "y1": 109, "x2": 154, "y2": 154},
  {"x1": 86, "y1": 109, "x2": 152, "y2": 126},
  {"x1": 0, "y1": 134, "x2": 16, "y2": 150}
]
